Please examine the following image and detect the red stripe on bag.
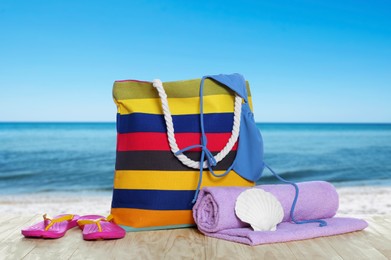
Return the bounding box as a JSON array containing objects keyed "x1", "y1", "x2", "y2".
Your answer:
[{"x1": 117, "y1": 132, "x2": 238, "y2": 152}]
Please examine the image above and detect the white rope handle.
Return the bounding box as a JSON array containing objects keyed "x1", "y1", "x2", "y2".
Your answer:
[{"x1": 152, "y1": 79, "x2": 242, "y2": 169}]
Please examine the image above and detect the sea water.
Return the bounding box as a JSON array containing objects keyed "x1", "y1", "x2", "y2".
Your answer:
[{"x1": 0, "y1": 122, "x2": 390, "y2": 194}]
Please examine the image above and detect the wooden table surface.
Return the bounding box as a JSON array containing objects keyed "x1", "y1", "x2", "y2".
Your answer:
[{"x1": 1, "y1": 215, "x2": 390, "y2": 260}]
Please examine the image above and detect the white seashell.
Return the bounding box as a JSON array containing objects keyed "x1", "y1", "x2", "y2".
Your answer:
[{"x1": 235, "y1": 188, "x2": 284, "y2": 231}]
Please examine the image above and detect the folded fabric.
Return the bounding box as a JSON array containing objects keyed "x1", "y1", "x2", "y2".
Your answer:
[
  {"x1": 193, "y1": 181, "x2": 368, "y2": 245},
  {"x1": 204, "y1": 217, "x2": 368, "y2": 246}
]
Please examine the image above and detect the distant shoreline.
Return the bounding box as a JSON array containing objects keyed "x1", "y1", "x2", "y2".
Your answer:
[
  {"x1": 1, "y1": 122, "x2": 390, "y2": 204},
  {"x1": 0, "y1": 186, "x2": 390, "y2": 218}
]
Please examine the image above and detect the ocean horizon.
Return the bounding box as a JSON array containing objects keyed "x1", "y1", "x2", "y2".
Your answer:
[{"x1": 1, "y1": 122, "x2": 390, "y2": 195}]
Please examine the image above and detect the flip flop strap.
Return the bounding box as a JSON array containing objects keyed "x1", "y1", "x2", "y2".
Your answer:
[
  {"x1": 43, "y1": 214, "x2": 75, "y2": 231},
  {"x1": 77, "y1": 215, "x2": 114, "y2": 232}
]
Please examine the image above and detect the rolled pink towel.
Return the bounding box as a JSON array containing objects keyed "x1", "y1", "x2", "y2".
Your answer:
[{"x1": 193, "y1": 181, "x2": 368, "y2": 245}]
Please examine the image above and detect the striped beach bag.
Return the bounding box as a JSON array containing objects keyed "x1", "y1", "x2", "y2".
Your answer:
[{"x1": 111, "y1": 73, "x2": 264, "y2": 231}]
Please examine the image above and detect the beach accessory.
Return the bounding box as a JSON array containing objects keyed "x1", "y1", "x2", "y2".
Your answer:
[
  {"x1": 77, "y1": 215, "x2": 126, "y2": 240},
  {"x1": 21, "y1": 214, "x2": 80, "y2": 239},
  {"x1": 111, "y1": 73, "x2": 263, "y2": 231},
  {"x1": 235, "y1": 188, "x2": 284, "y2": 231},
  {"x1": 193, "y1": 181, "x2": 368, "y2": 245}
]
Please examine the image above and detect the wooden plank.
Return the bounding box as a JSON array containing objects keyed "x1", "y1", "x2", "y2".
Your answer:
[
  {"x1": 353, "y1": 231, "x2": 391, "y2": 259},
  {"x1": 0, "y1": 215, "x2": 41, "y2": 259},
  {"x1": 325, "y1": 230, "x2": 388, "y2": 260},
  {"x1": 160, "y1": 229, "x2": 206, "y2": 259},
  {"x1": 1, "y1": 214, "x2": 391, "y2": 259},
  {"x1": 360, "y1": 217, "x2": 391, "y2": 258},
  {"x1": 122, "y1": 229, "x2": 183, "y2": 259},
  {"x1": 286, "y1": 237, "x2": 343, "y2": 260},
  {"x1": 0, "y1": 215, "x2": 37, "y2": 243},
  {"x1": 69, "y1": 228, "x2": 206, "y2": 259},
  {"x1": 112, "y1": 228, "x2": 206, "y2": 259},
  {"x1": 22, "y1": 228, "x2": 85, "y2": 260},
  {"x1": 205, "y1": 235, "x2": 257, "y2": 260},
  {"x1": 204, "y1": 234, "x2": 297, "y2": 259},
  {"x1": 0, "y1": 241, "x2": 36, "y2": 260},
  {"x1": 251, "y1": 243, "x2": 298, "y2": 260},
  {"x1": 66, "y1": 236, "x2": 121, "y2": 260}
]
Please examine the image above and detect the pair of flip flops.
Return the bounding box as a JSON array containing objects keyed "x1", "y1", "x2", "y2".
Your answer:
[{"x1": 21, "y1": 214, "x2": 126, "y2": 240}]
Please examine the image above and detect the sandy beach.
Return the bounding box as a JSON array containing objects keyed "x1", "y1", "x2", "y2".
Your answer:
[
  {"x1": 1, "y1": 186, "x2": 390, "y2": 218},
  {"x1": 335, "y1": 186, "x2": 391, "y2": 217}
]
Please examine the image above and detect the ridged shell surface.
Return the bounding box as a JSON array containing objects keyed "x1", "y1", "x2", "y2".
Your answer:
[{"x1": 235, "y1": 188, "x2": 284, "y2": 231}]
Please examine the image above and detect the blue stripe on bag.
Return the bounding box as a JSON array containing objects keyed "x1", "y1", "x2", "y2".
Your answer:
[
  {"x1": 111, "y1": 189, "x2": 195, "y2": 210},
  {"x1": 117, "y1": 113, "x2": 234, "y2": 133}
]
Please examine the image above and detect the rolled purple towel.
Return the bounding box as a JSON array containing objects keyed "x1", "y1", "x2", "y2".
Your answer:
[
  {"x1": 193, "y1": 181, "x2": 368, "y2": 245},
  {"x1": 193, "y1": 181, "x2": 338, "y2": 233}
]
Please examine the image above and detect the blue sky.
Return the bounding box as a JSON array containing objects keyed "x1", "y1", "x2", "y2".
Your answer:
[{"x1": 0, "y1": 0, "x2": 390, "y2": 122}]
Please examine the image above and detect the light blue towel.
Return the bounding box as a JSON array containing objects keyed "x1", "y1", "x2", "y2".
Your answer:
[{"x1": 205, "y1": 73, "x2": 264, "y2": 182}]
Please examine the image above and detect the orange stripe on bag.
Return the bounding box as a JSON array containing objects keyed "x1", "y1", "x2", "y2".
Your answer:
[
  {"x1": 111, "y1": 208, "x2": 194, "y2": 228},
  {"x1": 113, "y1": 170, "x2": 254, "y2": 190}
]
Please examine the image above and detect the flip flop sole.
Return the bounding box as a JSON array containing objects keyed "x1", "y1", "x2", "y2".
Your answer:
[
  {"x1": 21, "y1": 214, "x2": 79, "y2": 239},
  {"x1": 21, "y1": 230, "x2": 66, "y2": 239},
  {"x1": 78, "y1": 215, "x2": 126, "y2": 240},
  {"x1": 83, "y1": 230, "x2": 126, "y2": 240}
]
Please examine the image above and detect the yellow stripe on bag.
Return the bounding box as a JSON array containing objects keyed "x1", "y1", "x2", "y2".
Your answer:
[
  {"x1": 113, "y1": 170, "x2": 254, "y2": 190},
  {"x1": 116, "y1": 95, "x2": 253, "y2": 115},
  {"x1": 113, "y1": 78, "x2": 252, "y2": 100},
  {"x1": 111, "y1": 208, "x2": 194, "y2": 228}
]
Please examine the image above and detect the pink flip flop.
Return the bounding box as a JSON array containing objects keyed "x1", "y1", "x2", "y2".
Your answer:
[
  {"x1": 77, "y1": 215, "x2": 126, "y2": 240},
  {"x1": 21, "y1": 214, "x2": 80, "y2": 239}
]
